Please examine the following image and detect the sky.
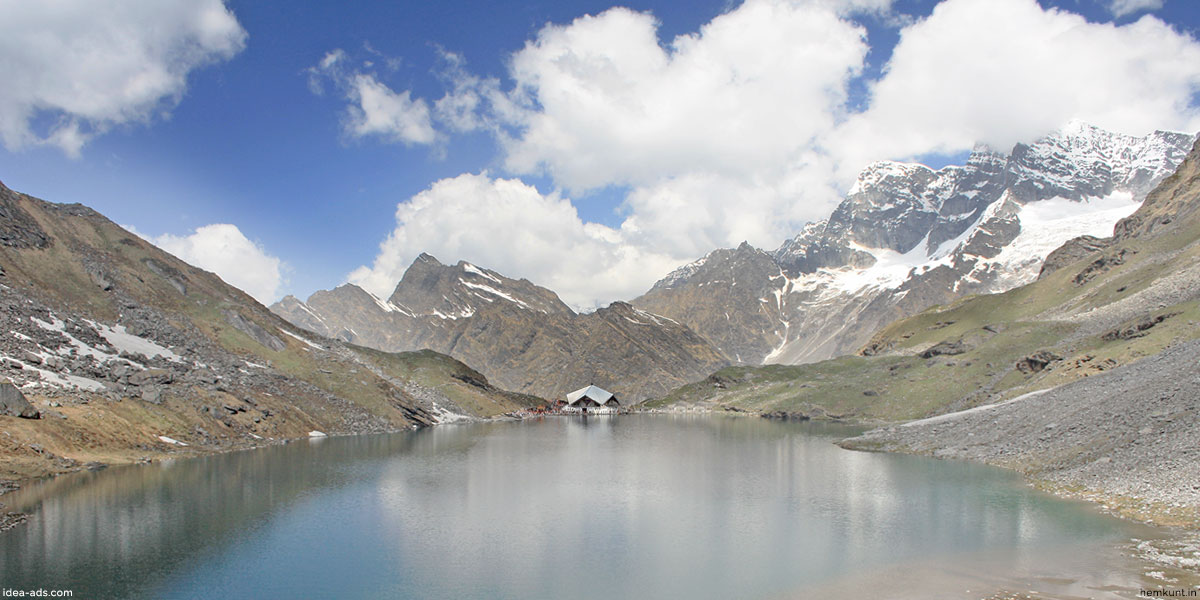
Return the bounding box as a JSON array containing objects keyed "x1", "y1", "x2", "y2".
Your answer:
[{"x1": 1, "y1": 0, "x2": 1199, "y2": 309}]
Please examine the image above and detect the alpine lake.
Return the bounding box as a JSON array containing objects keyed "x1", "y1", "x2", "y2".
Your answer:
[{"x1": 0, "y1": 414, "x2": 1173, "y2": 598}]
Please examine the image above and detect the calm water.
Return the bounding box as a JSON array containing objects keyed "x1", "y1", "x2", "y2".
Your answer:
[{"x1": 0, "y1": 415, "x2": 1153, "y2": 599}]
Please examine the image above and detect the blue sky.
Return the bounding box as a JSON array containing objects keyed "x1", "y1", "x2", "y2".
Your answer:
[{"x1": 1, "y1": 0, "x2": 1198, "y2": 307}]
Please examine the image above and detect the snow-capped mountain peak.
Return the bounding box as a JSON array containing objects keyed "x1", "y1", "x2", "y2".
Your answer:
[{"x1": 635, "y1": 123, "x2": 1197, "y2": 366}]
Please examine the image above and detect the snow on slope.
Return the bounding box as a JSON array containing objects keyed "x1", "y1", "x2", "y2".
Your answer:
[{"x1": 971, "y1": 192, "x2": 1141, "y2": 291}]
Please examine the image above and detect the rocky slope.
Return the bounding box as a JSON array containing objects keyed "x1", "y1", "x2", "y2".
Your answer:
[
  {"x1": 0, "y1": 183, "x2": 537, "y2": 482},
  {"x1": 635, "y1": 123, "x2": 1196, "y2": 365},
  {"x1": 652, "y1": 135, "x2": 1200, "y2": 526},
  {"x1": 272, "y1": 255, "x2": 729, "y2": 402}
]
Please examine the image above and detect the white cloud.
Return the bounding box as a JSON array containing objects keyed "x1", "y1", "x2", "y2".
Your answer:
[
  {"x1": 1108, "y1": 0, "x2": 1164, "y2": 18},
  {"x1": 500, "y1": 2, "x2": 868, "y2": 192},
  {"x1": 148, "y1": 224, "x2": 285, "y2": 304},
  {"x1": 346, "y1": 74, "x2": 435, "y2": 145},
  {"x1": 308, "y1": 49, "x2": 436, "y2": 146},
  {"x1": 833, "y1": 0, "x2": 1200, "y2": 177},
  {"x1": 349, "y1": 0, "x2": 1200, "y2": 308},
  {"x1": 0, "y1": 0, "x2": 246, "y2": 156},
  {"x1": 348, "y1": 173, "x2": 681, "y2": 310}
]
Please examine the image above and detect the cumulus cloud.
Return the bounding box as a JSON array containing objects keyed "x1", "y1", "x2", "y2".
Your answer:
[
  {"x1": 347, "y1": 173, "x2": 681, "y2": 309},
  {"x1": 1108, "y1": 0, "x2": 1164, "y2": 18},
  {"x1": 308, "y1": 49, "x2": 436, "y2": 146},
  {"x1": 0, "y1": 0, "x2": 246, "y2": 156},
  {"x1": 347, "y1": 0, "x2": 1200, "y2": 308},
  {"x1": 500, "y1": 2, "x2": 868, "y2": 192},
  {"x1": 148, "y1": 224, "x2": 285, "y2": 304},
  {"x1": 833, "y1": 0, "x2": 1200, "y2": 177}
]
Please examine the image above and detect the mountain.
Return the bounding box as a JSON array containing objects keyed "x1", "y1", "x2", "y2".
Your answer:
[
  {"x1": 649, "y1": 135, "x2": 1200, "y2": 528},
  {"x1": 271, "y1": 255, "x2": 729, "y2": 402},
  {"x1": 0, "y1": 183, "x2": 537, "y2": 482},
  {"x1": 634, "y1": 123, "x2": 1196, "y2": 365}
]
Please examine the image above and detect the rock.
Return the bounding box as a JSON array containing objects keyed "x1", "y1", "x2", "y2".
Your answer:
[
  {"x1": 920, "y1": 340, "x2": 969, "y2": 359},
  {"x1": 20, "y1": 351, "x2": 42, "y2": 365},
  {"x1": 1102, "y1": 312, "x2": 1177, "y2": 341},
  {"x1": 1015, "y1": 351, "x2": 1063, "y2": 374},
  {"x1": 0, "y1": 382, "x2": 40, "y2": 419},
  {"x1": 140, "y1": 386, "x2": 163, "y2": 405},
  {"x1": 1038, "y1": 235, "x2": 1115, "y2": 279},
  {"x1": 760, "y1": 410, "x2": 811, "y2": 421},
  {"x1": 0, "y1": 187, "x2": 52, "y2": 249},
  {"x1": 128, "y1": 368, "x2": 172, "y2": 387},
  {"x1": 223, "y1": 310, "x2": 286, "y2": 352},
  {"x1": 1073, "y1": 249, "x2": 1133, "y2": 286},
  {"x1": 141, "y1": 258, "x2": 188, "y2": 295}
]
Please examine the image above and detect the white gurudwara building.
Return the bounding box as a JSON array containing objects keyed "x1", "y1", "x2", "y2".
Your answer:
[{"x1": 562, "y1": 385, "x2": 620, "y2": 414}]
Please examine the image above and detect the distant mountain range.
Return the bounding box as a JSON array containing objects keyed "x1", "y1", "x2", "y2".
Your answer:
[
  {"x1": 634, "y1": 122, "x2": 1196, "y2": 364},
  {"x1": 271, "y1": 254, "x2": 728, "y2": 402},
  {"x1": 274, "y1": 123, "x2": 1195, "y2": 401}
]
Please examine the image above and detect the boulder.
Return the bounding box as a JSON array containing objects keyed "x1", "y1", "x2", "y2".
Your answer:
[
  {"x1": 0, "y1": 382, "x2": 39, "y2": 419},
  {"x1": 1016, "y1": 351, "x2": 1062, "y2": 374},
  {"x1": 140, "y1": 386, "x2": 163, "y2": 405},
  {"x1": 128, "y1": 368, "x2": 173, "y2": 387}
]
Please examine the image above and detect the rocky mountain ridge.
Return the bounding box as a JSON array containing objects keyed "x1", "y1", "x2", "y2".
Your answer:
[
  {"x1": 272, "y1": 255, "x2": 729, "y2": 402},
  {"x1": 635, "y1": 122, "x2": 1197, "y2": 365},
  {"x1": 0, "y1": 182, "x2": 536, "y2": 481}
]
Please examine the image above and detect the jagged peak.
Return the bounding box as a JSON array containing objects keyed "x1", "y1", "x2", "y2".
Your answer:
[
  {"x1": 848, "y1": 160, "x2": 935, "y2": 195},
  {"x1": 414, "y1": 252, "x2": 442, "y2": 265},
  {"x1": 652, "y1": 242, "x2": 768, "y2": 291}
]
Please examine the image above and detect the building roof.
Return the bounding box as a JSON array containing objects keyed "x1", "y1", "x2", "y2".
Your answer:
[{"x1": 565, "y1": 384, "x2": 614, "y2": 404}]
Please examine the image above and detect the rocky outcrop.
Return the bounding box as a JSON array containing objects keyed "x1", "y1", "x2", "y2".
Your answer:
[
  {"x1": 223, "y1": 310, "x2": 285, "y2": 351},
  {"x1": 1014, "y1": 351, "x2": 1061, "y2": 374},
  {"x1": 1037, "y1": 235, "x2": 1114, "y2": 279},
  {"x1": 0, "y1": 186, "x2": 50, "y2": 250}
]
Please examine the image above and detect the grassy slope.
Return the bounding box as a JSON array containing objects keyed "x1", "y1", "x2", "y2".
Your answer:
[{"x1": 648, "y1": 145, "x2": 1200, "y2": 423}]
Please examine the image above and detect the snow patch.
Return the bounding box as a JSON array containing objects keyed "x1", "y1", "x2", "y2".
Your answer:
[
  {"x1": 431, "y1": 307, "x2": 475, "y2": 320},
  {"x1": 90, "y1": 322, "x2": 182, "y2": 362},
  {"x1": 279, "y1": 328, "x2": 325, "y2": 350},
  {"x1": 431, "y1": 402, "x2": 472, "y2": 424},
  {"x1": 460, "y1": 281, "x2": 535, "y2": 311},
  {"x1": 158, "y1": 435, "x2": 188, "y2": 446},
  {"x1": 296, "y1": 301, "x2": 328, "y2": 323},
  {"x1": 462, "y1": 263, "x2": 501, "y2": 284},
  {"x1": 824, "y1": 240, "x2": 931, "y2": 294},
  {"x1": 5, "y1": 356, "x2": 107, "y2": 391},
  {"x1": 365, "y1": 290, "x2": 412, "y2": 316},
  {"x1": 971, "y1": 192, "x2": 1141, "y2": 291}
]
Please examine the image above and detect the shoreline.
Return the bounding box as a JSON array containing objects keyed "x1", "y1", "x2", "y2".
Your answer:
[{"x1": 0, "y1": 406, "x2": 540, "y2": 529}]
